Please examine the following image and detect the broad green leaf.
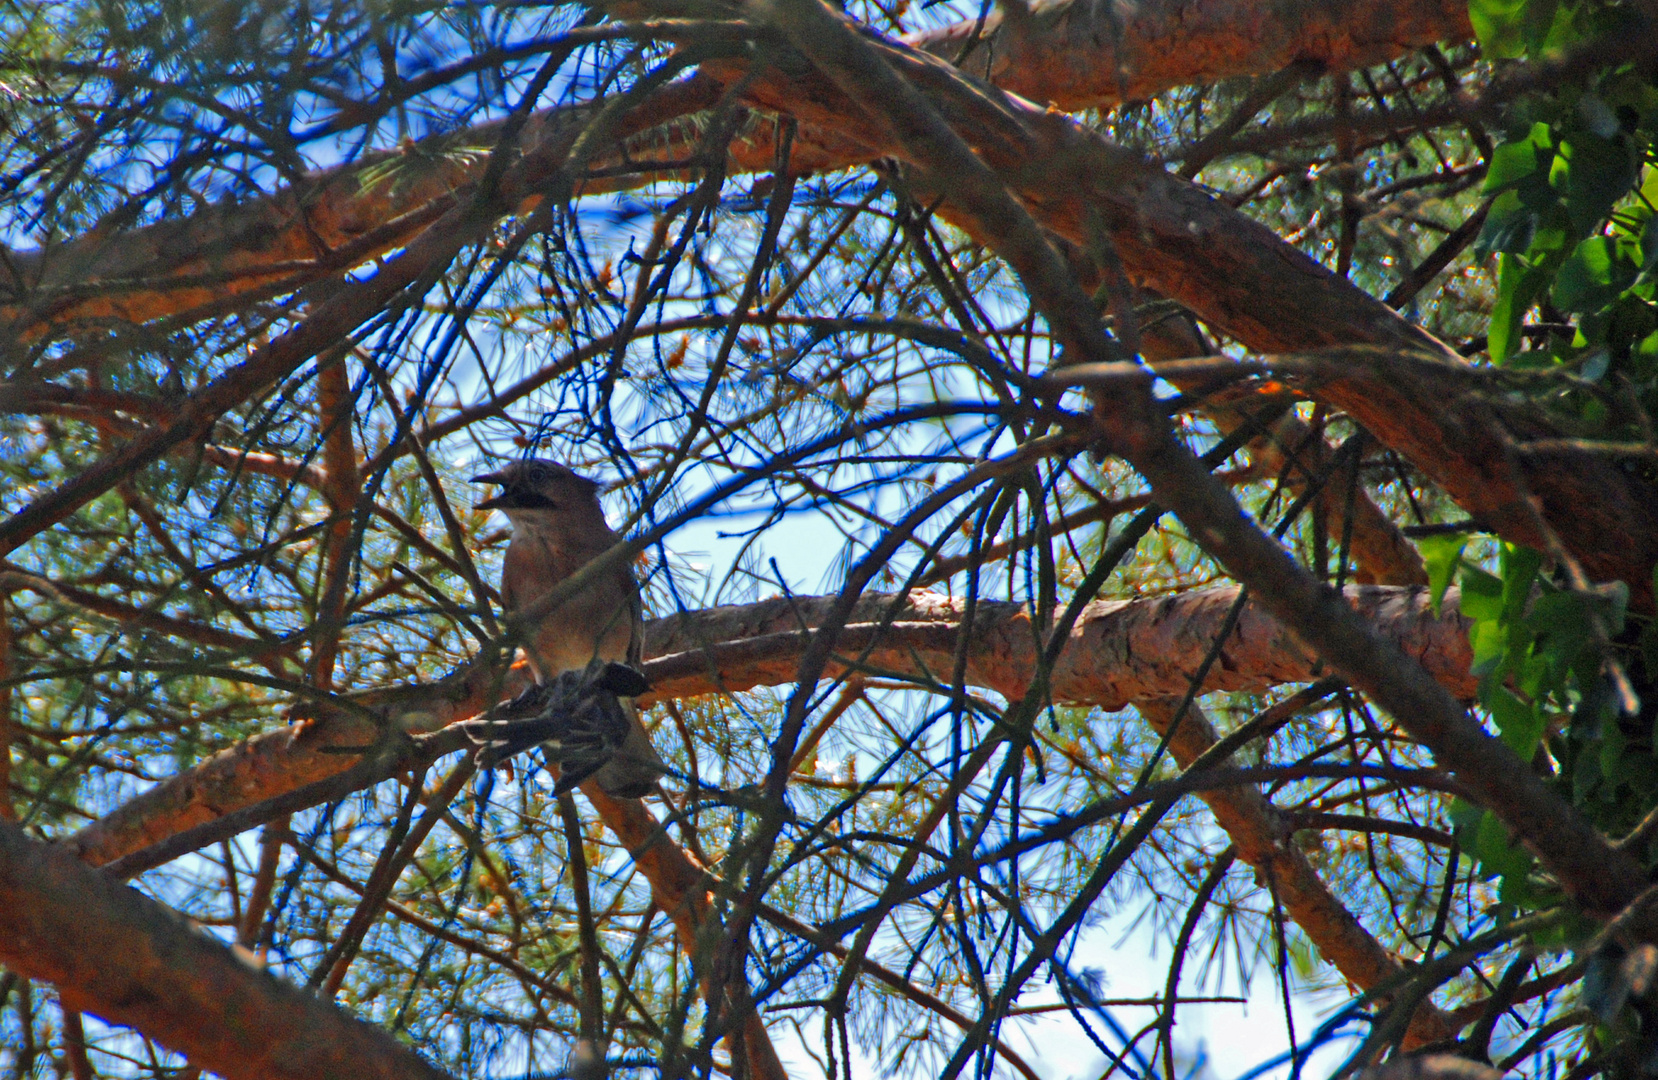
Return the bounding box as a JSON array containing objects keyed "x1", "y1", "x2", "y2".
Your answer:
[
  {"x1": 1420, "y1": 534, "x2": 1469, "y2": 616},
  {"x1": 1476, "y1": 191, "x2": 1537, "y2": 258},
  {"x1": 1469, "y1": 0, "x2": 1533, "y2": 59},
  {"x1": 1500, "y1": 543, "x2": 1543, "y2": 622},
  {"x1": 1472, "y1": 619, "x2": 1511, "y2": 676},
  {"x1": 1449, "y1": 796, "x2": 1485, "y2": 830},
  {"x1": 1558, "y1": 133, "x2": 1640, "y2": 237},
  {"x1": 1460, "y1": 565, "x2": 1505, "y2": 622},
  {"x1": 1555, "y1": 236, "x2": 1625, "y2": 311},
  {"x1": 1484, "y1": 135, "x2": 1545, "y2": 193},
  {"x1": 1489, "y1": 253, "x2": 1551, "y2": 361},
  {"x1": 1531, "y1": 590, "x2": 1590, "y2": 640},
  {"x1": 1474, "y1": 809, "x2": 1534, "y2": 879},
  {"x1": 1518, "y1": 652, "x2": 1554, "y2": 700},
  {"x1": 1499, "y1": 866, "x2": 1541, "y2": 908},
  {"x1": 1484, "y1": 685, "x2": 1547, "y2": 756}
]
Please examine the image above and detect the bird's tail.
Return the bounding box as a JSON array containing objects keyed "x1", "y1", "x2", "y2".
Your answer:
[{"x1": 588, "y1": 697, "x2": 667, "y2": 799}]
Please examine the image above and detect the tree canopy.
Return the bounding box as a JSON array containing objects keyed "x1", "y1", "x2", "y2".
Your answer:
[{"x1": 3, "y1": 0, "x2": 1658, "y2": 1077}]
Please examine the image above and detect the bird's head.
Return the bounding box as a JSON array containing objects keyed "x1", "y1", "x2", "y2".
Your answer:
[{"x1": 472, "y1": 459, "x2": 603, "y2": 521}]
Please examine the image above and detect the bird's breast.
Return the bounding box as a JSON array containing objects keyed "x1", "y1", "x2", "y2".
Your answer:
[{"x1": 501, "y1": 532, "x2": 635, "y2": 678}]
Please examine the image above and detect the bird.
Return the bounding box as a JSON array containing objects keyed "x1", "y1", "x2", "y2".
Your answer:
[{"x1": 472, "y1": 459, "x2": 666, "y2": 798}]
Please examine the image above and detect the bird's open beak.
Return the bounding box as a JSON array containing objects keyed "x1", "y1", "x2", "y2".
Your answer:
[{"x1": 472, "y1": 471, "x2": 507, "y2": 510}]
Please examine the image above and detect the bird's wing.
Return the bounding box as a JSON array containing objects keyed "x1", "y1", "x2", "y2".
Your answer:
[
  {"x1": 626, "y1": 573, "x2": 644, "y2": 668},
  {"x1": 498, "y1": 543, "x2": 523, "y2": 613}
]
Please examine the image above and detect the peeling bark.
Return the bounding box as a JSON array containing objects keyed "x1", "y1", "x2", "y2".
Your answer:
[
  {"x1": 4, "y1": 0, "x2": 1471, "y2": 336},
  {"x1": 642, "y1": 584, "x2": 1472, "y2": 707},
  {"x1": 718, "y1": 45, "x2": 1658, "y2": 601},
  {"x1": 58, "y1": 584, "x2": 1474, "y2": 1043},
  {"x1": 906, "y1": 0, "x2": 1471, "y2": 110},
  {"x1": 10, "y1": 30, "x2": 1650, "y2": 600},
  {"x1": 67, "y1": 584, "x2": 1472, "y2": 868}
]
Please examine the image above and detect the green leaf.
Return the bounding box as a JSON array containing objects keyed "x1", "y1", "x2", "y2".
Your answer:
[
  {"x1": 1474, "y1": 809, "x2": 1534, "y2": 879},
  {"x1": 1421, "y1": 534, "x2": 1469, "y2": 616},
  {"x1": 1472, "y1": 619, "x2": 1511, "y2": 676},
  {"x1": 1602, "y1": 720, "x2": 1629, "y2": 790},
  {"x1": 1499, "y1": 865, "x2": 1541, "y2": 908},
  {"x1": 1484, "y1": 685, "x2": 1547, "y2": 756},
  {"x1": 1490, "y1": 253, "x2": 1551, "y2": 361},
  {"x1": 1469, "y1": 0, "x2": 1533, "y2": 59},
  {"x1": 1518, "y1": 652, "x2": 1555, "y2": 700},
  {"x1": 1484, "y1": 135, "x2": 1546, "y2": 193},
  {"x1": 1532, "y1": 589, "x2": 1589, "y2": 637},
  {"x1": 1449, "y1": 796, "x2": 1485, "y2": 831},
  {"x1": 1555, "y1": 236, "x2": 1626, "y2": 312},
  {"x1": 1559, "y1": 134, "x2": 1639, "y2": 237},
  {"x1": 1531, "y1": 591, "x2": 1594, "y2": 695},
  {"x1": 1476, "y1": 191, "x2": 1537, "y2": 258},
  {"x1": 1500, "y1": 543, "x2": 1543, "y2": 622},
  {"x1": 1574, "y1": 739, "x2": 1604, "y2": 803},
  {"x1": 1460, "y1": 565, "x2": 1505, "y2": 622}
]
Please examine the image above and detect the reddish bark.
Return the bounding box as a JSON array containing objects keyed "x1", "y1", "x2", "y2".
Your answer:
[
  {"x1": 3, "y1": 77, "x2": 772, "y2": 337},
  {"x1": 715, "y1": 47, "x2": 1658, "y2": 603},
  {"x1": 0, "y1": 818, "x2": 456, "y2": 1080},
  {"x1": 4, "y1": 0, "x2": 1471, "y2": 336},
  {"x1": 67, "y1": 585, "x2": 1472, "y2": 868},
  {"x1": 906, "y1": 0, "x2": 1471, "y2": 110},
  {"x1": 60, "y1": 584, "x2": 1472, "y2": 1041},
  {"x1": 11, "y1": 36, "x2": 1650, "y2": 600},
  {"x1": 10, "y1": 5, "x2": 1649, "y2": 600}
]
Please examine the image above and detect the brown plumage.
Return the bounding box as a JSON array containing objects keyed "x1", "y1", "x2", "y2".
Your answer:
[{"x1": 473, "y1": 460, "x2": 666, "y2": 797}]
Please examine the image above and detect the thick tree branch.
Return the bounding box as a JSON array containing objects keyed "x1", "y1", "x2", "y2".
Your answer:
[
  {"x1": 54, "y1": 585, "x2": 1471, "y2": 1043},
  {"x1": 718, "y1": 41, "x2": 1658, "y2": 604},
  {"x1": 65, "y1": 584, "x2": 1472, "y2": 868},
  {"x1": 0, "y1": 817, "x2": 457, "y2": 1080},
  {"x1": 4, "y1": 0, "x2": 1469, "y2": 335},
  {"x1": 906, "y1": 0, "x2": 1471, "y2": 111},
  {"x1": 34, "y1": 587, "x2": 1474, "y2": 1078},
  {"x1": 741, "y1": 0, "x2": 1645, "y2": 922},
  {"x1": 9, "y1": 11, "x2": 1649, "y2": 597}
]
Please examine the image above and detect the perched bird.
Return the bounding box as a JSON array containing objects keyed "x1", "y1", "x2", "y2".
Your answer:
[{"x1": 472, "y1": 460, "x2": 666, "y2": 797}]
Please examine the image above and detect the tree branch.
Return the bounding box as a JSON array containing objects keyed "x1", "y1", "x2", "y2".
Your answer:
[
  {"x1": 1135, "y1": 697, "x2": 1457, "y2": 1045},
  {"x1": 0, "y1": 817, "x2": 457, "y2": 1080},
  {"x1": 10, "y1": 12, "x2": 1650, "y2": 597},
  {"x1": 906, "y1": 0, "x2": 1470, "y2": 111}
]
